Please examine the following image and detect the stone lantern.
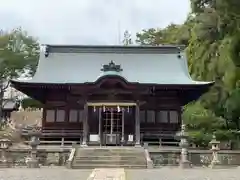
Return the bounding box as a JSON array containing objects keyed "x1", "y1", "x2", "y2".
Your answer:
[
  {"x1": 0, "y1": 138, "x2": 11, "y2": 168},
  {"x1": 209, "y1": 134, "x2": 221, "y2": 168},
  {"x1": 176, "y1": 124, "x2": 191, "y2": 168},
  {"x1": 26, "y1": 129, "x2": 41, "y2": 168}
]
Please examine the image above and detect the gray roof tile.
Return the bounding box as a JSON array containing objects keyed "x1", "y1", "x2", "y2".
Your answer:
[{"x1": 12, "y1": 45, "x2": 213, "y2": 85}]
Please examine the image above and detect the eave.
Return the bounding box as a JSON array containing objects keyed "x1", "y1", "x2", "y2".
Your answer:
[{"x1": 10, "y1": 79, "x2": 214, "y2": 105}]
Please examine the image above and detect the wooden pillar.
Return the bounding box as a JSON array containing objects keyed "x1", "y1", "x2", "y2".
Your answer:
[
  {"x1": 98, "y1": 107, "x2": 102, "y2": 145},
  {"x1": 135, "y1": 101, "x2": 141, "y2": 147},
  {"x1": 121, "y1": 109, "x2": 125, "y2": 145},
  {"x1": 81, "y1": 103, "x2": 88, "y2": 147}
]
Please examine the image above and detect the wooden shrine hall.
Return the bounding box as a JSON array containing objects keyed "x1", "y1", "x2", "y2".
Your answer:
[{"x1": 11, "y1": 45, "x2": 214, "y2": 146}]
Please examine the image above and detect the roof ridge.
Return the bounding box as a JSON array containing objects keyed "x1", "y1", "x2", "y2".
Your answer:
[{"x1": 43, "y1": 44, "x2": 185, "y2": 55}]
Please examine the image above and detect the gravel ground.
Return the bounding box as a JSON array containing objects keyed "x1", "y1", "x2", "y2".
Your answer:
[
  {"x1": 125, "y1": 167, "x2": 240, "y2": 180},
  {"x1": 0, "y1": 167, "x2": 240, "y2": 180},
  {"x1": 0, "y1": 167, "x2": 92, "y2": 180}
]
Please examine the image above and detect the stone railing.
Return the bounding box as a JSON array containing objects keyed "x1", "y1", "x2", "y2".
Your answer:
[
  {"x1": 6, "y1": 149, "x2": 70, "y2": 167},
  {"x1": 66, "y1": 146, "x2": 76, "y2": 168},
  {"x1": 1, "y1": 146, "x2": 240, "y2": 168},
  {"x1": 144, "y1": 149, "x2": 154, "y2": 168},
  {"x1": 150, "y1": 150, "x2": 240, "y2": 167},
  {"x1": 2, "y1": 148, "x2": 240, "y2": 168}
]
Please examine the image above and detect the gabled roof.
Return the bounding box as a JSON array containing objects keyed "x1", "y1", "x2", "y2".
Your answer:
[{"x1": 11, "y1": 45, "x2": 213, "y2": 86}]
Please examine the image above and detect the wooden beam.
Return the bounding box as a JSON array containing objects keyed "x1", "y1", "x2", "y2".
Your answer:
[{"x1": 87, "y1": 102, "x2": 137, "y2": 106}]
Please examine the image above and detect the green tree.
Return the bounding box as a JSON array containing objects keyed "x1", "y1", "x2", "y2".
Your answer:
[
  {"x1": 21, "y1": 98, "x2": 43, "y2": 109},
  {"x1": 188, "y1": 0, "x2": 240, "y2": 127},
  {"x1": 0, "y1": 28, "x2": 39, "y2": 122},
  {"x1": 136, "y1": 21, "x2": 192, "y2": 46},
  {"x1": 135, "y1": 0, "x2": 240, "y2": 147},
  {"x1": 182, "y1": 102, "x2": 230, "y2": 147}
]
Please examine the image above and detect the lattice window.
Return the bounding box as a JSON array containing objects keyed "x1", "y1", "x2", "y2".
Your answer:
[
  {"x1": 157, "y1": 111, "x2": 168, "y2": 123},
  {"x1": 45, "y1": 110, "x2": 55, "y2": 122},
  {"x1": 146, "y1": 110, "x2": 155, "y2": 123},
  {"x1": 169, "y1": 111, "x2": 179, "y2": 123},
  {"x1": 56, "y1": 109, "x2": 65, "y2": 122},
  {"x1": 69, "y1": 110, "x2": 78, "y2": 122}
]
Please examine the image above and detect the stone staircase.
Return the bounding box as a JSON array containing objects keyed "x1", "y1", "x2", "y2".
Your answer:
[{"x1": 71, "y1": 147, "x2": 147, "y2": 169}]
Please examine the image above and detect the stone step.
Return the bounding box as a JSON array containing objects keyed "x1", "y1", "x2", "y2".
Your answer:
[
  {"x1": 74, "y1": 159, "x2": 147, "y2": 165},
  {"x1": 77, "y1": 149, "x2": 143, "y2": 152},
  {"x1": 76, "y1": 154, "x2": 144, "y2": 156},
  {"x1": 75, "y1": 156, "x2": 145, "y2": 161},
  {"x1": 76, "y1": 152, "x2": 144, "y2": 156},
  {"x1": 71, "y1": 163, "x2": 147, "y2": 169},
  {"x1": 77, "y1": 154, "x2": 144, "y2": 157},
  {"x1": 76, "y1": 151, "x2": 143, "y2": 156},
  {"x1": 77, "y1": 149, "x2": 144, "y2": 153},
  {"x1": 78, "y1": 149, "x2": 142, "y2": 153},
  {"x1": 0, "y1": 164, "x2": 10, "y2": 168},
  {"x1": 71, "y1": 147, "x2": 147, "y2": 169},
  {"x1": 79, "y1": 146, "x2": 143, "y2": 151}
]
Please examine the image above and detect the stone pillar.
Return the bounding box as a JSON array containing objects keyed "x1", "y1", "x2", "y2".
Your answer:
[
  {"x1": 81, "y1": 103, "x2": 88, "y2": 147},
  {"x1": 209, "y1": 134, "x2": 221, "y2": 168},
  {"x1": 26, "y1": 129, "x2": 41, "y2": 168},
  {"x1": 135, "y1": 102, "x2": 141, "y2": 147},
  {"x1": 0, "y1": 139, "x2": 11, "y2": 168},
  {"x1": 178, "y1": 124, "x2": 191, "y2": 168}
]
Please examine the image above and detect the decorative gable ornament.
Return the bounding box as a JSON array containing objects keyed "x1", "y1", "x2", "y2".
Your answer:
[{"x1": 101, "y1": 60, "x2": 123, "y2": 72}]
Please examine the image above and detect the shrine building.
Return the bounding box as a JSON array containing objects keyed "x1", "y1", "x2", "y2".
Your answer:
[{"x1": 10, "y1": 45, "x2": 214, "y2": 146}]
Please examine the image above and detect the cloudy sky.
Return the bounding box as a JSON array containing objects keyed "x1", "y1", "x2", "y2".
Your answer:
[{"x1": 0, "y1": 0, "x2": 190, "y2": 45}]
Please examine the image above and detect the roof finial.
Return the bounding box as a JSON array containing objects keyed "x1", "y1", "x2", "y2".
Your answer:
[{"x1": 101, "y1": 61, "x2": 123, "y2": 72}]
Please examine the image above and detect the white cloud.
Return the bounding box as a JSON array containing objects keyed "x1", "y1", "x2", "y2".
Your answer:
[{"x1": 0, "y1": 0, "x2": 190, "y2": 44}]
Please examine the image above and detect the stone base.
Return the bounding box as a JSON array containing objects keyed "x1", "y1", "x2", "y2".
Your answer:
[
  {"x1": 26, "y1": 159, "x2": 40, "y2": 168},
  {"x1": 209, "y1": 161, "x2": 223, "y2": 169},
  {"x1": 147, "y1": 160, "x2": 154, "y2": 169},
  {"x1": 134, "y1": 143, "x2": 141, "y2": 148},
  {"x1": 0, "y1": 159, "x2": 10, "y2": 168},
  {"x1": 65, "y1": 160, "x2": 72, "y2": 169},
  {"x1": 80, "y1": 143, "x2": 88, "y2": 147},
  {"x1": 179, "y1": 160, "x2": 192, "y2": 169}
]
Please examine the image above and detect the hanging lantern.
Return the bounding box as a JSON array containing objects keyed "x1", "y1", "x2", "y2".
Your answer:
[
  {"x1": 127, "y1": 106, "x2": 130, "y2": 113},
  {"x1": 103, "y1": 106, "x2": 106, "y2": 112},
  {"x1": 93, "y1": 106, "x2": 96, "y2": 112}
]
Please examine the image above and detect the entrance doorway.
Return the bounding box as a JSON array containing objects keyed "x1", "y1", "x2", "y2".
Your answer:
[{"x1": 101, "y1": 109, "x2": 123, "y2": 145}]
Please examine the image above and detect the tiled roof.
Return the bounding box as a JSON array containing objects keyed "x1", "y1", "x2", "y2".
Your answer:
[{"x1": 11, "y1": 45, "x2": 213, "y2": 86}]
